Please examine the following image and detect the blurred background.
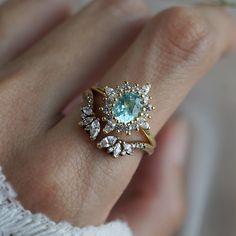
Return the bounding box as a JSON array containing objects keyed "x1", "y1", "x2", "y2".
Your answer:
[
  {"x1": 142, "y1": 2, "x2": 236, "y2": 236},
  {"x1": 76, "y1": 1, "x2": 236, "y2": 235},
  {"x1": 2, "y1": 0, "x2": 235, "y2": 235}
]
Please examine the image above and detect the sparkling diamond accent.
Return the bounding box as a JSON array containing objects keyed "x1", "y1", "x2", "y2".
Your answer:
[
  {"x1": 84, "y1": 90, "x2": 94, "y2": 106},
  {"x1": 98, "y1": 136, "x2": 118, "y2": 148},
  {"x1": 103, "y1": 120, "x2": 116, "y2": 134},
  {"x1": 80, "y1": 116, "x2": 94, "y2": 126},
  {"x1": 97, "y1": 136, "x2": 147, "y2": 158},
  {"x1": 113, "y1": 143, "x2": 122, "y2": 157},
  {"x1": 105, "y1": 87, "x2": 116, "y2": 97},
  {"x1": 80, "y1": 91, "x2": 101, "y2": 140},
  {"x1": 82, "y1": 106, "x2": 93, "y2": 115},
  {"x1": 146, "y1": 104, "x2": 153, "y2": 111},
  {"x1": 81, "y1": 113, "x2": 87, "y2": 120},
  {"x1": 139, "y1": 118, "x2": 150, "y2": 130},
  {"x1": 141, "y1": 84, "x2": 151, "y2": 95},
  {"x1": 89, "y1": 119, "x2": 100, "y2": 140},
  {"x1": 123, "y1": 143, "x2": 133, "y2": 155},
  {"x1": 107, "y1": 147, "x2": 114, "y2": 154}
]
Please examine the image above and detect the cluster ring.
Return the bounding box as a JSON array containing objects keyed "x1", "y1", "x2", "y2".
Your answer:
[{"x1": 79, "y1": 82, "x2": 156, "y2": 158}]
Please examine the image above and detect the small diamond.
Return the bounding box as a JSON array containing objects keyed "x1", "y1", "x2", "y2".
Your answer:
[
  {"x1": 103, "y1": 121, "x2": 116, "y2": 134},
  {"x1": 135, "y1": 143, "x2": 144, "y2": 149},
  {"x1": 80, "y1": 113, "x2": 87, "y2": 120},
  {"x1": 80, "y1": 117, "x2": 94, "y2": 126},
  {"x1": 98, "y1": 136, "x2": 117, "y2": 148},
  {"x1": 139, "y1": 118, "x2": 150, "y2": 130},
  {"x1": 89, "y1": 119, "x2": 100, "y2": 140},
  {"x1": 82, "y1": 106, "x2": 93, "y2": 115},
  {"x1": 125, "y1": 125, "x2": 132, "y2": 134},
  {"x1": 107, "y1": 147, "x2": 114, "y2": 153},
  {"x1": 107, "y1": 136, "x2": 118, "y2": 145},
  {"x1": 103, "y1": 105, "x2": 110, "y2": 114},
  {"x1": 105, "y1": 87, "x2": 116, "y2": 97},
  {"x1": 98, "y1": 139, "x2": 109, "y2": 148},
  {"x1": 123, "y1": 143, "x2": 133, "y2": 155},
  {"x1": 84, "y1": 90, "x2": 94, "y2": 105},
  {"x1": 131, "y1": 123, "x2": 139, "y2": 130},
  {"x1": 113, "y1": 143, "x2": 122, "y2": 157},
  {"x1": 119, "y1": 82, "x2": 130, "y2": 91},
  {"x1": 143, "y1": 96, "x2": 149, "y2": 103},
  {"x1": 141, "y1": 84, "x2": 151, "y2": 95},
  {"x1": 146, "y1": 104, "x2": 153, "y2": 111}
]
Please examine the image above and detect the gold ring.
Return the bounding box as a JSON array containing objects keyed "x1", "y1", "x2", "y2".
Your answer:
[{"x1": 79, "y1": 81, "x2": 156, "y2": 158}]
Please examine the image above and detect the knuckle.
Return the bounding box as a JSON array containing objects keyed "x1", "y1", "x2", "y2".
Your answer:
[
  {"x1": 159, "y1": 7, "x2": 209, "y2": 55},
  {"x1": 145, "y1": 6, "x2": 212, "y2": 70}
]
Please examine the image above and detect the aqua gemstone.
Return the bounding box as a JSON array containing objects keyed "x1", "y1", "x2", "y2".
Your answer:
[{"x1": 112, "y1": 93, "x2": 143, "y2": 124}]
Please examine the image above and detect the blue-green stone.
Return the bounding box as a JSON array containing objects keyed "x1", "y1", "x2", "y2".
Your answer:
[{"x1": 112, "y1": 93, "x2": 143, "y2": 124}]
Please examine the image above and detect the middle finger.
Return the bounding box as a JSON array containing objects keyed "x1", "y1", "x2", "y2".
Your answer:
[{"x1": 0, "y1": 0, "x2": 147, "y2": 130}]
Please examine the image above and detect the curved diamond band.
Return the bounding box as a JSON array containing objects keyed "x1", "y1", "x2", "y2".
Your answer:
[{"x1": 79, "y1": 82, "x2": 156, "y2": 158}]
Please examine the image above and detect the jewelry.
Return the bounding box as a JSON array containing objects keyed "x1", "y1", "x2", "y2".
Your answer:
[{"x1": 79, "y1": 82, "x2": 156, "y2": 158}]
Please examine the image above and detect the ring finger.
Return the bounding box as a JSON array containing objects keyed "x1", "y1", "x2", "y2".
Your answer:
[{"x1": 0, "y1": 0, "x2": 71, "y2": 66}]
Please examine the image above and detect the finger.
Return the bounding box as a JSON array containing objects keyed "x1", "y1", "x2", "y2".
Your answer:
[
  {"x1": 0, "y1": 0, "x2": 148, "y2": 126},
  {"x1": 0, "y1": 0, "x2": 71, "y2": 66},
  {"x1": 109, "y1": 117, "x2": 188, "y2": 236},
  {"x1": 53, "y1": 6, "x2": 236, "y2": 225},
  {"x1": 1, "y1": 0, "x2": 149, "y2": 225},
  {"x1": 99, "y1": 6, "x2": 236, "y2": 136}
]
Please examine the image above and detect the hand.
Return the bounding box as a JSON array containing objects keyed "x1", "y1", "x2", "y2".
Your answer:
[{"x1": 0, "y1": 0, "x2": 235, "y2": 236}]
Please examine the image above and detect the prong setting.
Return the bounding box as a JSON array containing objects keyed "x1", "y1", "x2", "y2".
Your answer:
[
  {"x1": 79, "y1": 83, "x2": 156, "y2": 158},
  {"x1": 102, "y1": 81, "x2": 154, "y2": 135}
]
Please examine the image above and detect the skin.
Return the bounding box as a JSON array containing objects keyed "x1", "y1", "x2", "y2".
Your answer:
[{"x1": 0, "y1": 0, "x2": 235, "y2": 235}]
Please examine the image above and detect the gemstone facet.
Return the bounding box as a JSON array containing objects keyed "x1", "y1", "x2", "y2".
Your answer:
[
  {"x1": 103, "y1": 120, "x2": 116, "y2": 134},
  {"x1": 89, "y1": 119, "x2": 100, "y2": 140},
  {"x1": 112, "y1": 93, "x2": 143, "y2": 124},
  {"x1": 98, "y1": 136, "x2": 118, "y2": 149},
  {"x1": 113, "y1": 143, "x2": 122, "y2": 157}
]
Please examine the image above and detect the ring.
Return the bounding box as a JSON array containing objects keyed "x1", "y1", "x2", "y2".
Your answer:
[{"x1": 79, "y1": 81, "x2": 156, "y2": 158}]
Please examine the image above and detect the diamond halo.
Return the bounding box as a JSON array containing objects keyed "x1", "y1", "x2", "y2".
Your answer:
[
  {"x1": 100, "y1": 81, "x2": 155, "y2": 135},
  {"x1": 79, "y1": 82, "x2": 156, "y2": 158}
]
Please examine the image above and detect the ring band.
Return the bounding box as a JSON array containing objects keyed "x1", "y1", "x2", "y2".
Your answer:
[{"x1": 79, "y1": 81, "x2": 156, "y2": 158}]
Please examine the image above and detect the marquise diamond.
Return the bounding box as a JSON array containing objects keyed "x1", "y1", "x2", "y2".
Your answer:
[
  {"x1": 98, "y1": 136, "x2": 118, "y2": 148},
  {"x1": 89, "y1": 119, "x2": 100, "y2": 140},
  {"x1": 113, "y1": 143, "x2": 122, "y2": 157},
  {"x1": 139, "y1": 118, "x2": 150, "y2": 130},
  {"x1": 123, "y1": 143, "x2": 133, "y2": 155},
  {"x1": 103, "y1": 121, "x2": 116, "y2": 134},
  {"x1": 82, "y1": 106, "x2": 93, "y2": 116},
  {"x1": 80, "y1": 117, "x2": 94, "y2": 126}
]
